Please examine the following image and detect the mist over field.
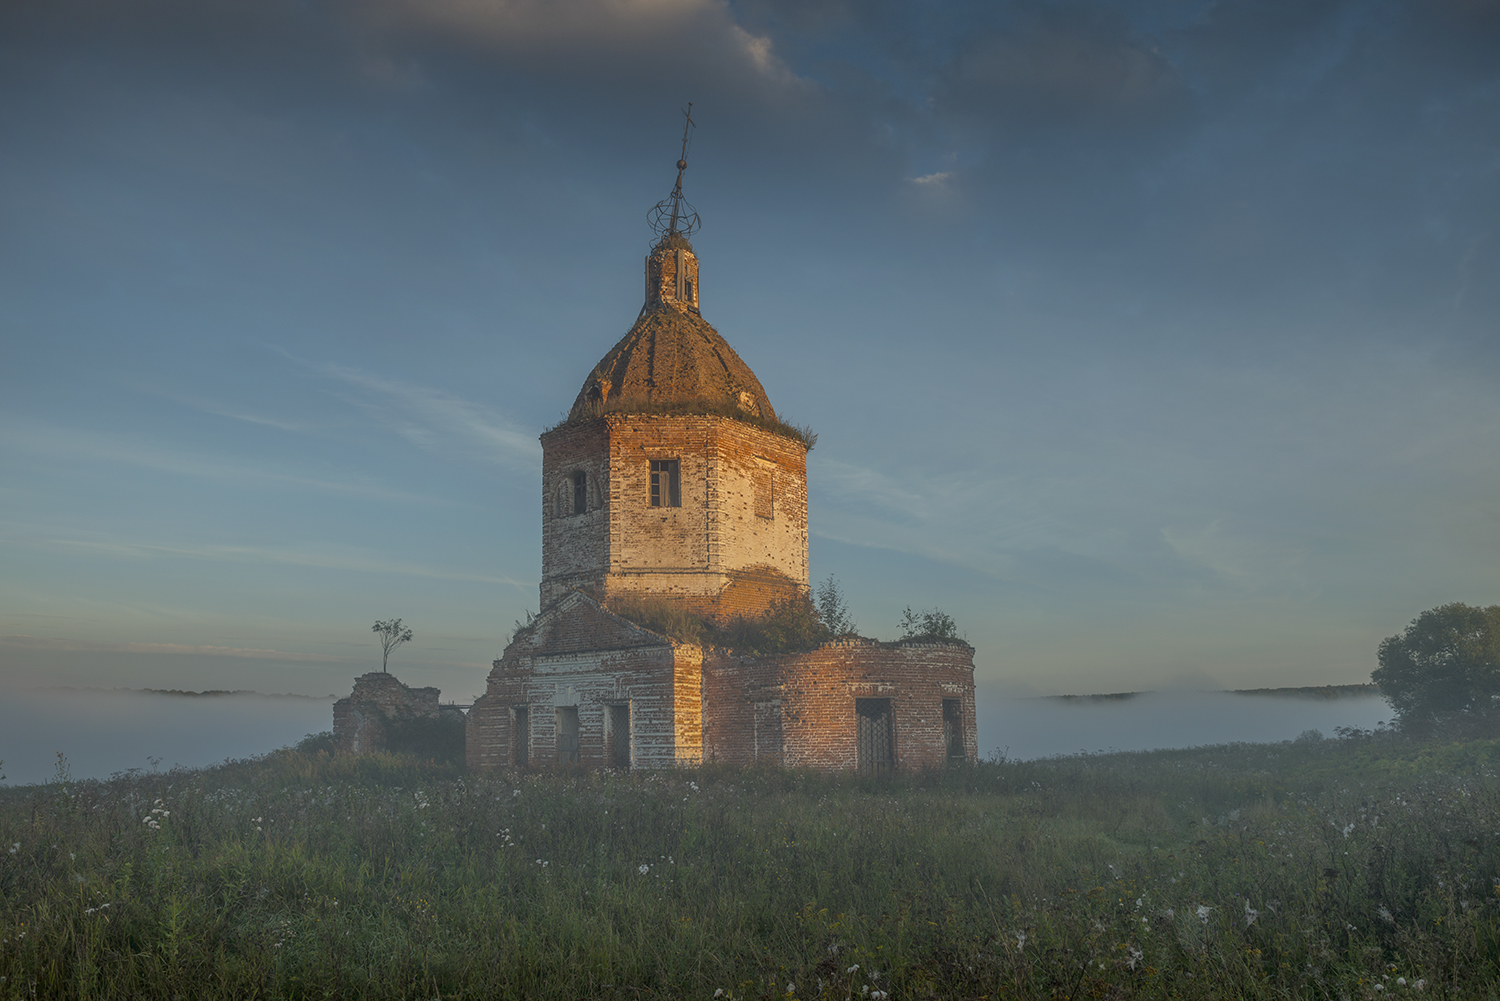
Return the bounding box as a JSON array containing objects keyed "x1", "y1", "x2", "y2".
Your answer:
[
  {"x1": 0, "y1": 688, "x2": 334, "y2": 787},
  {"x1": 1, "y1": 684, "x2": 1388, "y2": 786},
  {"x1": 979, "y1": 689, "x2": 1389, "y2": 761}
]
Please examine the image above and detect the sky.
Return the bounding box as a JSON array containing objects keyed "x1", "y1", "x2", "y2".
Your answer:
[{"x1": 1, "y1": 0, "x2": 1497, "y2": 712}]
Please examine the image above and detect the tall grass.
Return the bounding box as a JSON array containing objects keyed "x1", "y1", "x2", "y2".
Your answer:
[{"x1": 4, "y1": 736, "x2": 1500, "y2": 998}]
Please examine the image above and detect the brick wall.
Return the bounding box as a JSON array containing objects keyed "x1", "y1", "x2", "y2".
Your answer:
[
  {"x1": 539, "y1": 420, "x2": 611, "y2": 602},
  {"x1": 701, "y1": 639, "x2": 978, "y2": 771},
  {"x1": 539, "y1": 413, "x2": 809, "y2": 619},
  {"x1": 645, "y1": 244, "x2": 700, "y2": 312},
  {"x1": 333, "y1": 672, "x2": 444, "y2": 753},
  {"x1": 467, "y1": 592, "x2": 977, "y2": 774},
  {"x1": 466, "y1": 592, "x2": 700, "y2": 772}
]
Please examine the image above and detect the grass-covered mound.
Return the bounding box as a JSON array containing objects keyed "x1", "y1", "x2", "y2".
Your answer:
[{"x1": 4, "y1": 735, "x2": 1500, "y2": 998}]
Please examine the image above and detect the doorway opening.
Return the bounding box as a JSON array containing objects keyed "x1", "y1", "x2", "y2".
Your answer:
[
  {"x1": 942, "y1": 699, "x2": 964, "y2": 761},
  {"x1": 512, "y1": 706, "x2": 529, "y2": 768},
  {"x1": 608, "y1": 704, "x2": 631, "y2": 769},
  {"x1": 855, "y1": 698, "x2": 894, "y2": 776},
  {"x1": 556, "y1": 706, "x2": 579, "y2": 765}
]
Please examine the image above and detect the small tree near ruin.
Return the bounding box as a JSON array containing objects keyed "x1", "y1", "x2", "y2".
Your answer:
[
  {"x1": 372, "y1": 618, "x2": 414, "y2": 674},
  {"x1": 815, "y1": 575, "x2": 858, "y2": 637}
]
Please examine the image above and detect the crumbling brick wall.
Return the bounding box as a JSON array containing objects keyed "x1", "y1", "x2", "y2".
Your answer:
[{"x1": 332, "y1": 672, "x2": 444, "y2": 754}]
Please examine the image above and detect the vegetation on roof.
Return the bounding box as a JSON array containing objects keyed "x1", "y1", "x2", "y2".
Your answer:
[
  {"x1": 549, "y1": 397, "x2": 816, "y2": 450},
  {"x1": 606, "y1": 593, "x2": 829, "y2": 656}
]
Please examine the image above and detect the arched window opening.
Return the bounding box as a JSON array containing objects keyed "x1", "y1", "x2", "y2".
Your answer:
[{"x1": 573, "y1": 472, "x2": 587, "y2": 516}]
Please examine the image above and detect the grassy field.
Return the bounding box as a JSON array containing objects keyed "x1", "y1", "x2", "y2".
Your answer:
[{"x1": 4, "y1": 734, "x2": 1500, "y2": 999}]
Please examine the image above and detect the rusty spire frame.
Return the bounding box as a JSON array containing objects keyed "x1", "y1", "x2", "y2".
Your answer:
[{"x1": 648, "y1": 103, "x2": 700, "y2": 241}]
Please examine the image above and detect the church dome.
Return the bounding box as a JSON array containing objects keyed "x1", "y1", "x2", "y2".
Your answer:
[{"x1": 568, "y1": 237, "x2": 777, "y2": 423}]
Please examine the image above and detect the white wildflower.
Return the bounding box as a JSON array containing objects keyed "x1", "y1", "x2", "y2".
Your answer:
[
  {"x1": 1379, "y1": 906, "x2": 1395, "y2": 924},
  {"x1": 1196, "y1": 904, "x2": 1212, "y2": 924},
  {"x1": 638, "y1": 864, "x2": 650, "y2": 874},
  {"x1": 847, "y1": 964, "x2": 859, "y2": 975}
]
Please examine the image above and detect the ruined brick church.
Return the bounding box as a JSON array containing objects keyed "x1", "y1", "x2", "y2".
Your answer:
[
  {"x1": 339, "y1": 124, "x2": 976, "y2": 773},
  {"x1": 460, "y1": 133, "x2": 976, "y2": 774}
]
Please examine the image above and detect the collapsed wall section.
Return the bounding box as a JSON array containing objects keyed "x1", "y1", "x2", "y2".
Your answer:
[{"x1": 333, "y1": 672, "x2": 447, "y2": 754}]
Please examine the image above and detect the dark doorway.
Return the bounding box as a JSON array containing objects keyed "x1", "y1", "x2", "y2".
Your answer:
[
  {"x1": 513, "y1": 706, "x2": 529, "y2": 768},
  {"x1": 856, "y1": 698, "x2": 894, "y2": 775},
  {"x1": 754, "y1": 700, "x2": 783, "y2": 766},
  {"x1": 556, "y1": 707, "x2": 580, "y2": 765},
  {"x1": 608, "y1": 704, "x2": 631, "y2": 769},
  {"x1": 942, "y1": 699, "x2": 964, "y2": 761}
]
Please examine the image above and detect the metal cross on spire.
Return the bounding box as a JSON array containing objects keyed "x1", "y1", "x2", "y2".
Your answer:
[{"x1": 649, "y1": 103, "x2": 700, "y2": 241}]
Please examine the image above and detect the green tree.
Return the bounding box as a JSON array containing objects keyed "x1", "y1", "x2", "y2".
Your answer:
[
  {"x1": 815, "y1": 575, "x2": 858, "y2": 637},
  {"x1": 898, "y1": 606, "x2": 959, "y2": 641},
  {"x1": 1372, "y1": 602, "x2": 1500, "y2": 736},
  {"x1": 372, "y1": 618, "x2": 414, "y2": 673}
]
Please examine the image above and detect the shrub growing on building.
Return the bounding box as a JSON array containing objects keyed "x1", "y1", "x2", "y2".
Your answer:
[{"x1": 899, "y1": 606, "x2": 959, "y2": 641}]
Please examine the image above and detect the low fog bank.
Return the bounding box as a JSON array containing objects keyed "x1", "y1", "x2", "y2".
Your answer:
[
  {"x1": 979, "y1": 690, "x2": 1391, "y2": 760},
  {"x1": 0, "y1": 687, "x2": 1395, "y2": 785},
  {"x1": 0, "y1": 689, "x2": 335, "y2": 786}
]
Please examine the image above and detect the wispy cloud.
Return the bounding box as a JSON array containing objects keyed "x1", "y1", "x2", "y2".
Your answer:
[
  {"x1": 0, "y1": 634, "x2": 349, "y2": 663},
  {"x1": 30, "y1": 536, "x2": 528, "y2": 587},
  {"x1": 165, "y1": 397, "x2": 318, "y2": 433},
  {"x1": 0, "y1": 421, "x2": 449, "y2": 506},
  {"x1": 910, "y1": 171, "x2": 951, "y2": 187},
  {"x1": 1161, "y1": 520, "x2": 1308, "y2": 592},
  {"x1": 276, "y1": 351, "x2": 542, "y2": 470}
]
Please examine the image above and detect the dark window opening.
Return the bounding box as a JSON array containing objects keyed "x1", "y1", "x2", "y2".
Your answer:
[
  {"x1": 608, "y1": 704, "x2": 631, "y2": 770},
  {"x1": 856, "y1": 698, "x2": 894, "y2": 776},
  {"x1": 556, "y1": 706, "x2": 579, "y2": 765},
  {"x1": 513, "y1": 706, "x2": 529, "y2": 768},
  {"x1": 650, "y1": 459, "x2": 681, "y2": 507},
  {"x1": 942, "y1": 699, "x2": 965, "y2": 761},
  {"x1": 572, "y1": 472, "x2": 587, "y2": 516}
]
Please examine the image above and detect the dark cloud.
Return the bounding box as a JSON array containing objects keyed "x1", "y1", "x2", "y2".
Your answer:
[{"x1": 939, "y1": 5, "x2": 1188, "y2": 134}]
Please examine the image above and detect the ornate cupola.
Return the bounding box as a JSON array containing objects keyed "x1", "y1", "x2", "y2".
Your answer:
[{"x1": 538, "y1": 107, "x2": 810, "y2": 620}]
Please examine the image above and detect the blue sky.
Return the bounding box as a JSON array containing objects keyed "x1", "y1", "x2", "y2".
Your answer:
[{"x1": 1, "y1": 0, "x2": 1497, "y2": 707}]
